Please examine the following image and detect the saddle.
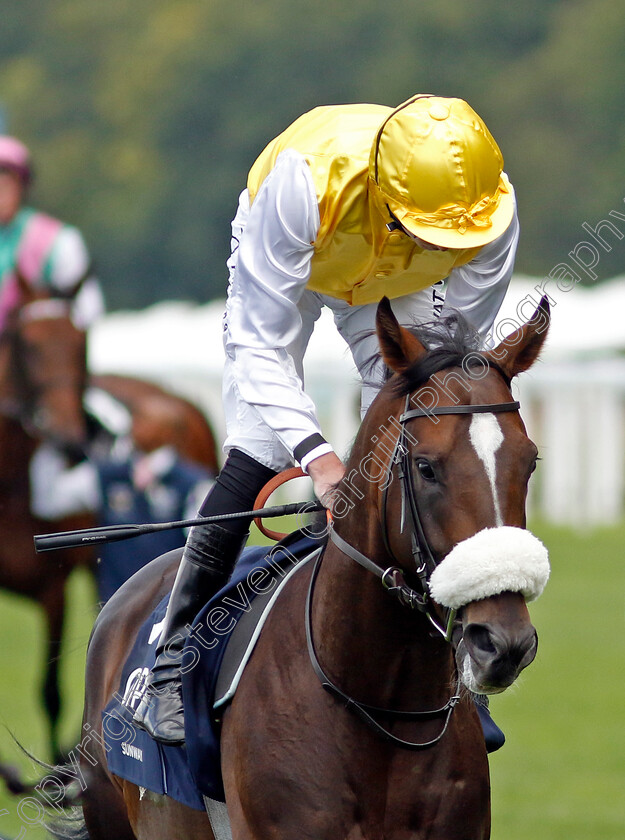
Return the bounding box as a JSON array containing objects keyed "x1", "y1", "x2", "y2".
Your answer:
[{"x1": 102, "y1": 532, "x2": 323, "y2": 808}]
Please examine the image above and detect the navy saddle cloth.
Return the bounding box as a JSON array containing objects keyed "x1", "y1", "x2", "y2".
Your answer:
[
  {"x1": 103, "y1": 532, "x2": 321, "y2": 806},
  {"x1": 103, "y1": 532, "x2": 505, "y2": 808}
]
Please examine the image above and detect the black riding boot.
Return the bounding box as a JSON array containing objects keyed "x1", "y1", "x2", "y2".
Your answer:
[{"x1": 133, "y1": 523, "x2": 248, "y2": 744}]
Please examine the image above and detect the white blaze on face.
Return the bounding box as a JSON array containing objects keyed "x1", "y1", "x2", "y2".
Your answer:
[{"x1": 469, "y1": 413, "x2": 504, "y2": 526}]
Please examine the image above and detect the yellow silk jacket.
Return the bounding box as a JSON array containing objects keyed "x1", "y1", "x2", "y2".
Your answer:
[{"x1": 247, "y1": 104, "x2": 480, "y2": 306}]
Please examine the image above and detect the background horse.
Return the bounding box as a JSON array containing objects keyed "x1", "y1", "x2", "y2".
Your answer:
[
  {"x1": 0, "y1": 278, "x2": 218, "y2": 762},
  {"x1": 76, "y1": 297, "x2": 550, "y2": 840}
]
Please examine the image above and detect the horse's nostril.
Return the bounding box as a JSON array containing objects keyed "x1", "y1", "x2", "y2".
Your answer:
[
  {"x1": 518, "y1": 629, "x2": 538, "y2": 669},
  {"x1": 463, "y1": 623, "x2": 498, "y2": 661},
  {"x1": 462, "y1": 620, "x2": 539, "y2": 690}
]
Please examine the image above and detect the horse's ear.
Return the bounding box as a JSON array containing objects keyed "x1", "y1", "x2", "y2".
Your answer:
[
  {"x1": 486, "y1": 296, "x2": 550, "y2": 378},
  {"x1": 376, "y1": 297, "x2": 427, "y2": 373}
]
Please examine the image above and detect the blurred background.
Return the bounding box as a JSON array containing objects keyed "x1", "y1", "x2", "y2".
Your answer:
[
  {"x1": 3, "y1": 0, "x2": 625, "y2": 308},
  {"x1": 0, "y1": 1, "x2": 624, "y2": 838}
]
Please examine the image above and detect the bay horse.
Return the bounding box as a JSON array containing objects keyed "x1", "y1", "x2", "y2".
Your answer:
[
  {"x1": 77, "y1": 296, "x2": 550, "y2": 840},
  {"x1": 0, "y1": 277, "x2": 218, "y2": 762}
]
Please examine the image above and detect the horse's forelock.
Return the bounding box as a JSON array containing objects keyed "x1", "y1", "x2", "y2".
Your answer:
[{"x1": 390, "y1": 313, "x2": 484, "y2": 397}]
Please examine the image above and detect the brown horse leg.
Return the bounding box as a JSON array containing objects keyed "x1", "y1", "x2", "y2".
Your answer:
[
  {"x1": 121, "y1": 781, "x2": 214, "y2": 840},
  {"x1": 80, "y1": 766, "x2": 137, "y2": 840},
  {"x1": 39, "y1": 579, "x2": 67, "y2": 763}
]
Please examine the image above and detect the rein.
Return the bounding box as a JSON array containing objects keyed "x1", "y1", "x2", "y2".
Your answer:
[
  {"x1": 305, "y1": 393, "x2": 520, "y2": 751},
  {"x1": 305, "y1": 548, "x2": 462, "y2": 752}
]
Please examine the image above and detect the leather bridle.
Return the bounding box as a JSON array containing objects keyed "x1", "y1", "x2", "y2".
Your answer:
[
  {"x1": 376, "y1": 394, "x2": 521, "y2": 638},
  {"x1": 306, "y1": 390, "x2": 521, "y2": 751}
]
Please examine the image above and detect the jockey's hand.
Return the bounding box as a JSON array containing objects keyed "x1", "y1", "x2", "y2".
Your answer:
[{"x1": 306, "y1": 451, "x2": 346, "y2": 510}]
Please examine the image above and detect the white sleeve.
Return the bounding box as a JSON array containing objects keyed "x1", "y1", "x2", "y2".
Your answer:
[
  {"x1": 48, "y1": 226, "x2": 91, "y2": 291},
  {"x1": 441, "y1": 197, "x2": 520, "y2": 348},
  {"x1": 29, "y1": 443, "x2": 101, "y2": 520},
  {"x1": 224, "y1": 149, "x2": 326, "y2": 457},
  {"x1": 72, "y1": 277, "x2": 106, "y2": 329},
  {"x1": 46, "y1": 226, "x2": 105, "y2": 328}
]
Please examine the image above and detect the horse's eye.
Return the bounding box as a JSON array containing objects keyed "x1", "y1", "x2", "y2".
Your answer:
[
  {"x1": 415, "y1": 458, "x2": 436, "y2": 482},
  {"x1": 529, "y1": 456, "x2": 541, "y2": 475}
]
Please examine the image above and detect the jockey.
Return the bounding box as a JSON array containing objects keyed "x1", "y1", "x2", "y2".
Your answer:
[
  {"x1": 0, "y1": 135, "x2": 104, "y2": 332},
  {"x1": 134, "y1": 94, "x2": 519, "y2": 744},
  {"x1": 0, "y1": 135, "x2": 105, "y2": 516}
]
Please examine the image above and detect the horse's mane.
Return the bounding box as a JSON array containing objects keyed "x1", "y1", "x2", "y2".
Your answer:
[
  {"x1": 361, "y1": 311, "x2": 495, "y2": 396},
  {"x1": 392, "y1": 312, "x2": 486, "y2": 397}
]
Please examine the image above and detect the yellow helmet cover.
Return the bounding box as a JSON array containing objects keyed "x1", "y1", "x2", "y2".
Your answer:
[{"x1": 369, "y1": 95, "x2": 514, "y2": 249}]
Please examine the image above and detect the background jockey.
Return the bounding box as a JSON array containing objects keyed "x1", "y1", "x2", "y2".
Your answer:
[
  {"x1": 134, "y1": 94, "x2": 520, "y2": 744},
  {"x1": 0, "y1": 135, "x2": 104, "y2": 332},
  {"x1": 0, "y1": 135, "x2": 105, "y2": 519}
]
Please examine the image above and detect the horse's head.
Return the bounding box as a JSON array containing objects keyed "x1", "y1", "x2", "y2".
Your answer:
[
  {"x1": 1, "y1": 277, "x2": 88, "y2": 452},
  {"x1": 347, "y1": 296, "x2": 550, "y2": 695}
]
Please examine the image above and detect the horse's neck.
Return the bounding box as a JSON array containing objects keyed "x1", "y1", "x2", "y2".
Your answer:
[
  {"x1": 0, "y1": 337, "x2": 21, "y2": 425},
  {"x1": 0, "y1": 335, "x2": 13, "y2": 399},
  {"x1": 312, "y1": 528, "x2": 454, "y2": 710},
  {"x1": 0, "y1": 409, "x2": 35, "y2": 487},
  {"x1": 310, "y1": 396, "x2": 455, "y2": 707},
  {"x1": 0, "y1": 333, "x2": 37, "y2": 480}
]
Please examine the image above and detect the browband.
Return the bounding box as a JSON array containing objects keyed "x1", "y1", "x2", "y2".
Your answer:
[{"x1": 400, "y1": 401, "x2": 520, "y2": 422}]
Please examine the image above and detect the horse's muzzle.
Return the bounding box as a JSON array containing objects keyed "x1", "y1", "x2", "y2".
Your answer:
[{"x1": 456, "y1": 592, "x2": 538, "y2": 694}]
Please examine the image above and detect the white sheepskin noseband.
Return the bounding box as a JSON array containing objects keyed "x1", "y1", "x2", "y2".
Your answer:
[{"x1": 429, "y1": 526, "x2": 550, "y2": 610}]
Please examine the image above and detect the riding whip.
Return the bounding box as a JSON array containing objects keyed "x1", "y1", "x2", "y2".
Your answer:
[{"x1": 33, "y1": 500, "x2": 324, "y2": 553}]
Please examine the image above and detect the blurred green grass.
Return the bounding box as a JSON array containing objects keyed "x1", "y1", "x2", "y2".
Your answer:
[
  {"x1": 0, "y1": 568, "x2": 97, "y2": 839},
  {"x1": 489, "y1": 521, "x2": 625, "y2": 839},
  {"x1": 0, "y1": 521, "x2": 623, "y2": 838}
]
